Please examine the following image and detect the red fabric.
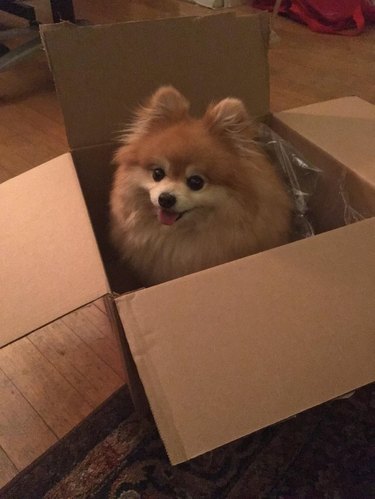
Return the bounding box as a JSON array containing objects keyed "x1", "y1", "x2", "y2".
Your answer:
[
  {"x1": 363, "y1": 0, "x2": 375, "y2": 22},
  {"x1": 253, "y1": 0, "x2": 374, "y2": 35},
  {"x1": 289, "y1": 0, "x2": 365, "y2": 35}
]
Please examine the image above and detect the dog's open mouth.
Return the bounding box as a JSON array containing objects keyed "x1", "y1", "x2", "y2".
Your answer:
[{"x1": 157, "y1": 208, "x2": 187, "y2": 226}]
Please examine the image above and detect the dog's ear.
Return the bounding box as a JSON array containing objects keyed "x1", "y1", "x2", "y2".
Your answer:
[
  {"x1": 147, "y1": 86, "x2": 190, "y2": 122},
  {"x1": 203, "y1": 98, "x2": 255, "y2": 155},
  {"x1": 123, "y1": 86, "x2": 190, "y2": 143}
]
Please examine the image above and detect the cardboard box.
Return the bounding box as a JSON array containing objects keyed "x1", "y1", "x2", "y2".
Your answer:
[{"x1": 1, "y1": 13, "x2": 374, "y2": 465}]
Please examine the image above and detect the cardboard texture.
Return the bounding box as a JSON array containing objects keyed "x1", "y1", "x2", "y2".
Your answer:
[
  {"x1": 2, "y1": 13, "x2": 374, "y2": 465},
  {"x1": 41, "y1": 13, "x2": 270, "y2": 149},
  {"x1": 0, "y1": 154, "x2": 109, "y2": 347},
  {"x1": 116, "y1": 218, "x2": 375, "y2": 464}
]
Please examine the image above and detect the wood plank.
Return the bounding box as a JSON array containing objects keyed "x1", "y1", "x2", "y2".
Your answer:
[
  {"x1": 81, "y1": 302, "x2": 128, "y2": 381},
  {"x1": 29, "y1": 319, "x2": 124, "y2": 407},
  {"x1": 74, "y1": 0, "x2": 208, "y2": 24},
  {"x1": 0, "y1": 54, "x2": 52, "y2": 101},
  {"x1": 0, "y1": 143, "x2": 43, "y2": 178},
  {"x1": 80, "y1": 304, "x2": 127, "y2": 379},
  {"x1": 0, "y1": 135, "x2": 63, "y2": 176},
  {"x1": 0, "y1": 105, "x2": 66, "y2": 153},
  {"x1": 25, "y1": 90, "x2": 67, "y2": 127},
  {"x1": 1, "y1": 102, "x2": 67, "y2": 145},
  {"x1": 269, "y1": 17, "x2": 375, "y2": 111},
  {"x1": 80, "y1": 303, "x2": 118, "y2": 345},
  {"x1": 63, "y1": 306, "x2": 126, "y2": 380},
  {"x1": 0, "y1": 446, "x2": 18, "y2": 488},
  {"x1": 0, "y1": 368, "x2": 57, "y2": 470},
  {"x1": 0, "y1": 167, "x2": 12, "y2": 184},
  {"x1": 0, "y1": 338, "x2": 92, "y2": 438}
]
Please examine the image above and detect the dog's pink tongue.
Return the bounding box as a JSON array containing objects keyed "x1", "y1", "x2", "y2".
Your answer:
[{"x1": 158, "y1": 209, "x2": 179, "y2": 225}]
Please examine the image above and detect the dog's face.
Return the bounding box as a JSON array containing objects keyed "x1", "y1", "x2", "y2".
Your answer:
[{"x1": 114, "y1": 86, "x2": 258, "y2": 227}]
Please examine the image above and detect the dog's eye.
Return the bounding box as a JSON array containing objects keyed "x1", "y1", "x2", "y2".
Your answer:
[
  {"x1": 187, "y1": 175, "x2": 204, "y2": 191},
  {"x1": 152, "y1": 168, "x2": 165, "y2": 182}
]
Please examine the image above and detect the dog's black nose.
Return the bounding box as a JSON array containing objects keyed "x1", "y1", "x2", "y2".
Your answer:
[{"x1": 158, "y1": 192, "x2": 176, "y2": 209}]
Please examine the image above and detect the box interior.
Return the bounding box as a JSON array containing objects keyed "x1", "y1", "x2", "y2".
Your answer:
[
  {"x1": 71, "y1": 98, "x2": 375, "y2": 296},
  {"x1": 71, "y1": 144, "x2": 142, "y2": 293}
]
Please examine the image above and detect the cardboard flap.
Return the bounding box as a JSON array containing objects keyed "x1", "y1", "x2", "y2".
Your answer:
[
  {"x1": 0, "y1": 155, "x2": 109, "y2": 347},
  {"x1": 273, "y1": 97, "x2": 375, "y2": 186},
  {"x1": 116, "y1": 219, "x2": 375, "y2": 464},
  {"x1": 41, "y1": 13, "x2": 269, "y2": 149},
  {"x1": 272, "y1": 97, "x2": 375, "y2": 233}
]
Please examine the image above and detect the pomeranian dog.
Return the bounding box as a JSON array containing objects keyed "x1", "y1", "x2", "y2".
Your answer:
[{"x1": 110, "y1": 86, "x2": 292, "y2": 286}]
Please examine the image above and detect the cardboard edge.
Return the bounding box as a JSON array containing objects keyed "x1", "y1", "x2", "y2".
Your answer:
[
  {"x1": 3, "y1": 295, "x2": 111, "y2": 349},
  {"x1": 106, "y1": 295, "x2": 151, "y2": 417},
  {"x1": 254, "y1": 9, "x2": 271, "y2": 52},
  {"x1": 40, "y1": 21, "x2": 74, "y2": 71},
  {"x1": 60, "y1": 153, "x2": 112, "y2": 299},
  {"x1": 275, "y1": 96, "x2": 372, "y2": 118},
  {"x1": 39, "y1": 13, "x2": 238, "y2": 38},
  {"x1": 115, "y1": 293, "x2": 189, "y2": 464}
]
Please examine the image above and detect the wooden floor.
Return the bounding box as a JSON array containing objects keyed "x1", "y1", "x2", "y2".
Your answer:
[
  {"x1": 0, "y1": 299, "x2": 126, "y2": 488},
  {"x1": 0, "y1": 0, "x2": 374, "y2": 490}
]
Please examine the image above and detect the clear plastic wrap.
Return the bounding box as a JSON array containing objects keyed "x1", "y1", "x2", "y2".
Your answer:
[
  {"x1": 256, "y1": 123, "x2": 321, "y2": 240},
  {"x1": 339, "y1": 170, "x2": 366, "y2": 225},
  {"x1": 255, "y1": 123, "x2": 366, "y2": 242}
]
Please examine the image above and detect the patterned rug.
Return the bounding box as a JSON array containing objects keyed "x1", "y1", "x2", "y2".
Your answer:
[{"x1": 2, "y1": 383, "x2": 374, "y2": 499}]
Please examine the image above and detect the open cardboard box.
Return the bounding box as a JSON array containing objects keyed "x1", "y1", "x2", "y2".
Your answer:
[{"x1": 1, "y1": 13, "x2": 374, "y2": 465}]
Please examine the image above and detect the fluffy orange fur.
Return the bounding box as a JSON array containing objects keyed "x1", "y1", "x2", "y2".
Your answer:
[{"x1": 110, "y1": 86, "x2": 292, "y2": 286}]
